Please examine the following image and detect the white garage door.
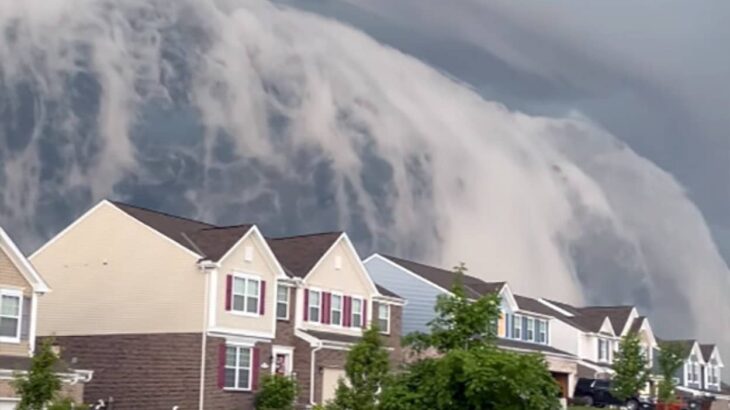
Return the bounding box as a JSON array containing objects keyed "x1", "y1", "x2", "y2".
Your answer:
[
  {"x1": 322, "y1": 368, "x2": 347, "y2": 403},
  {"x1": 0, "y1": 400, "x2": 18, "y2": 410}
]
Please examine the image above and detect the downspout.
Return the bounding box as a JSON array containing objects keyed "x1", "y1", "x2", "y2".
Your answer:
[
  {"x1": 198, "y1": 262, "x2": 214, "y2": 410},
  {"x1": 29, "y1": 292, "x2": 39, "y2": 354},
  {"x1": 310, "y1": 341, "x2": 324, "y2": 406}
]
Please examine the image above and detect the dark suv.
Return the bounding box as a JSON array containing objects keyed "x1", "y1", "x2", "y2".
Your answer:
[{"x1": 573, "y1": 378, "x2": 654, "y2": 409}]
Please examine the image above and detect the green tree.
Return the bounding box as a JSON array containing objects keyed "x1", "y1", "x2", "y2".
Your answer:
[
  {"x1": 327, "y1": 326, "x2": 390, "y2": 410},
  {"x1": 656, "y1": 342, "x2": 686, "y2": 404},
  {"x1": 254, "y1": 374, "x2": 298, "y2": 410},
  {"x1": 612, "y1": 334, "x2": 650, "y2": 401},
  {"x1": 405, "y1": 263, "x2": 502, "y2": 353},
  {"x1": 12, "y1": 339, "x2": 63, "y2": 410},
  {"x1": 383, "y1": 263, "x2": 561, "y2": 410}
]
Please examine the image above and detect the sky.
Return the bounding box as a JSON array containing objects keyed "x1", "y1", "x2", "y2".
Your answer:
[{"x1": 0, "y1": 0, "x2": 728, "y2": 359}]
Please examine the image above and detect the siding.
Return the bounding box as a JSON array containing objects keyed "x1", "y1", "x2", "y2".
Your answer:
[
  {"x1": 31, "y1": 202, "x2": 206, "y2": 336},
  {"x1": 0, "y1": 246, "x2": 33, "y2": 356},
  {"x1": 364, "y1": 257, "x2": 445, "y2": 335}
]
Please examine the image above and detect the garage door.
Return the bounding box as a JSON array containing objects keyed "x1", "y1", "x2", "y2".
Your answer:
[
  {"x1": 0, "y1": 400, "x2": 18, "y2": 410},
  {"x1": 322, "y1": 368, "x2": 347, "y2": 403}
]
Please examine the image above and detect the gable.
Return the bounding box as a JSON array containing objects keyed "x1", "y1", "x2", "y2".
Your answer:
[
  {"x1": 305, "y1": 236, "x2": 375, "y2": 296},
  {"x1": 598, "y1": 317, "x2": 615, "y2": 335},
  {"x1": 0, "y1": 246, "x2": 32, "y2": 296}
]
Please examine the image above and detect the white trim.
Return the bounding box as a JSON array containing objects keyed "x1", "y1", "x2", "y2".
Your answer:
[
  {"x1": 295, "y1": 329, "x2": 320, "y2": 346},
  {"x1": 207, "y1": 327, "x2": 274, "y2": 341},
  {"x1": 0, "y1": 288, "x2": 23, "y2": 343},
  {"x1": 0, "y1": 227, "x2": 50, "y2": 293},
  {"x1": 271, "y1": 345, "x2": 294, "y2": 376},
  {"x1": 372, "y1": 295, "x2": 406, "y2": 306},
  {"x1": 29, "y1": 292, "x2": 38, "y2": 353},
  {"x1": 229, "y1": 272, "x2": 262, "y2": 316},
  {"x1": 620, "y1": 307, "x2": 638, "y2": 336},
  {"x1": 223, "y1": 344, "x2": 254, "y2": 391},
  {"x1": 216, "y1": 226, "x2": 288, "y2": 279},
  {"x1": 536, "y1": 298, "x2": 575, "y2": 317},
  {"x1": 29, "y1": 200, "x2": 109, "y2": 260},
  {"x1": 377, "y1": 303, "x2": 391, "y2": 335},
  {"x1": 498, "y1": 284, "x2": 519, "y2": 312},
  {"x1": 363, "y1": 254, "x2": 453, "y2": 295},
  {"x1": 276, "y1": 283, "x2": 291, "y2": 321}
]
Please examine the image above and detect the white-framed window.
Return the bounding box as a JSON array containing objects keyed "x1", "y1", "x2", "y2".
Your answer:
[
  {"x1": 331, "y1": 294, "x2": 343, "y2": 326},
  {"x1": 512, "y1": 314, "x2": 522, "y2": 340},
  {"x1": 308, "y1": 290, "x2": 321, "y2": 323},
  {"x1": 0, "y1": 289, "x2": 22, "y2": 342},
  {"x1": 598, "y1": 338, "x2": 609, "y2": 362},
  {"x1": 526, "y1": 317, "x2": 535, "y2": 342},
  {"x1": 276, "y1": 286, "x2": 289, "y2": 320},
  {"x1": 224, "y1": 345, "x2": 252, "y2": 390},
  {"x1": 351, "y1": 297, "x2": 363, "y2": 327},
  {"x1": 537, "y1": 319, "x2": 547, "y2": 344},
  {"x1": 378, "y1": 304, "x2": 390, "y2": 334},
  {"x1": 232, "y1": 275, "x2": 260, "y2": 315},
  {"x1": 272, "y1": 346, "x2": 293, "y2": 376},
  {"x1": 707, "y1": 365, "x2": 720, "y2": 386}
]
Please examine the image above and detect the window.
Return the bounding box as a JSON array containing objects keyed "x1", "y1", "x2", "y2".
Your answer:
[
  {"x1": 512, "y1": 314, "x2": 522, "y2": 340},
  {"x1": 276, "y1": 286, "x2": 289, "y2": 320},
  {"x1": 331, "y1": 294, "x2": 343, "y2": 326},
  {"x1": 224, "y1": 345, "x2": 252, "y2": 390},
  {"x1": 0, "y1": 290, "x2": 22, "y2": 341},
  {"x1": 308, "y1": 290, "x2": 321, "y2": 323},
  {"x1": 537, "y1": 320, "x2": 547, "y2": 344},
  {"x1": 526, "y1": 317, "x2": 535, "y2": 341},
  {"x1": 598, "y1": 339, "x2": 609, "y2": 362},
  {"x1": 351, "y1": 298, "x2": 363, "y2": 327},
  {"x1": 708, "y1": 365, "x2": 719, "y2": 385},
  {"x1": 232, "y1": 276, "x2": 260, "y2": 315},
  {"x1": 378, "y1": 304, "x2": 390, "y2": 334}
]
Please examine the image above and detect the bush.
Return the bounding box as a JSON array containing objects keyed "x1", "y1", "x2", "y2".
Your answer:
[{"x1": 254, "y1": 374, "x2": 298, "y2": 410}]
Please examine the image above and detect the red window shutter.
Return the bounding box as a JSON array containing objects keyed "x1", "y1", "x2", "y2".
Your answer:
[
  {"x1": 217, "y1": 343, "x2": 226, "y2": 389},
  {"x1": 259, "y1": 281, "x2": 266, "y2": 315},
  {"x1": 303, "y1": 289, "x2": 309, "y2": 321},
  {"x1": 252, "y1": 347, "x2": 261, "y2": 390},
  {"x1": 225, "y1": 275, "x2": 233, "y2": 311},
  {"x1": 343, "y1": 296, "x2": 351, "y2": 327},
  {"x1": 322, "y1": 292, "x2": 331, "y2": 325},
  {"x1": 362, "y1": 299, "x2": 368, "y2": 329}
]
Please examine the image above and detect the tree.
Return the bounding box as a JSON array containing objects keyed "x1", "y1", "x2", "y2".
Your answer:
[
  {"x1": 12, "y1": 339, "x2": 63, "y2": 410},
  {"x1": 405, "y1": 263, "x2": 502, "y2": 353},
  {"x1": 656, "y1": 342, "x2": 686, "y2": 404},
  {"x1": 327, "y1": 325, "x2": 390, "y2": 410},
  {"x1": 612, "y1": 334, "x2": 650, "y2": 401},
  {"x1": 383, "y1": 263, "x2": 561, "y2": 410},
  {"x1": 254, "y1": 374, "x2": 298, "y2": 410}
]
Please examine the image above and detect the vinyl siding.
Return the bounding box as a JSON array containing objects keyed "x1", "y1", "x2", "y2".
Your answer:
[
  {"x1": 0, "y1": 246, "x2": 33, "y2": 356},
  {"x1": 32, "y1": 202, "x2": 206, "y2": 336},
  {"x1": 364, "y1": 256, "x2": 445, "y2": 335}
]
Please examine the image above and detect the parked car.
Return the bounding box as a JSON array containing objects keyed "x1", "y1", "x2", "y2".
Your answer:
[{"x1": 574, "y1": 378, "x2": 654, "y2": 409}]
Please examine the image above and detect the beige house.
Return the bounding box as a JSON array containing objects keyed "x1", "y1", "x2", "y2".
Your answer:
[
  {"x1": 30, "y1": 200, "x2": 404, "y2": 409},
  {"x1": 0, "y1": 227, "x2": 89, "y2": 409}
]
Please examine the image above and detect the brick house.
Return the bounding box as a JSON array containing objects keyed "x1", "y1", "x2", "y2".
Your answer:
[
  {"x1": 29, "y1": 200, "x2": 403, "y2": 409},
  {"x1": 0, "y1": 227, "x2": 91, "y2": 409}
]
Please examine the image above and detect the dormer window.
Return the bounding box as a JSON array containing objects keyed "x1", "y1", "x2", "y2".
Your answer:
[
  {"x1": 525, "y1": 317, "x2": 535, "y2": 342},
  {"x1": 0, "y1": 289, "x2": 22, "y2": 342},
  {"x1": 537, "y1": 320, "x2": 548, "y2": 344},
  {"x1": 598, "y1": 338, "x2": 610, "y2": 362},
  {"x1": 512, "y1": 314, "x2": 522, "y2": 340}
]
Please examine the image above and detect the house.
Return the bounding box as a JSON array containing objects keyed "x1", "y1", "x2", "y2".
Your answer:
[
  {"x1": 29, "y1": 200, "x2": 403, "y2": 409},
  {"x1": 660, "y1": 340, "x2": 730, "y2": 408},
  {"x1": 0, "y1": 227, "x2": 90, "y2": 409},
  {"x1": 363, "y1": 254, "x2": 578, "y2": 399}
]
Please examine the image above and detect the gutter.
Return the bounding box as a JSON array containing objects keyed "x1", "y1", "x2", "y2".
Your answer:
[{"x1": 310, "y1": 340, "x2": 324, "y2": 406}]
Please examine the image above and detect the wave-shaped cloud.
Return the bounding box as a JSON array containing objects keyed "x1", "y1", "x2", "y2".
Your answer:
[{"x1": 0, "y1": 0, "x2": 727, "y2": 355}]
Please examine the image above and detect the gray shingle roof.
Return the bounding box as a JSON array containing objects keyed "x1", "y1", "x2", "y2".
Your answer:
[
  {"x1": 381, "y1": 255, "x2": 504, "y2": 298},
  {"x1": 700, "y1": 344, "x2": 716, "y2": 362},
  {"x1": 267, "y1": 232, "x2": 342, "y2": 278},
  {"x1": 496, "y1": 338, "x2": 575, "y2": 357},
  {"x1": 513, "y1": 295, "x2": 557, "y2": 316},
  {"x1": 579, "y1": 306, "x2": 634, "y2": 334}
]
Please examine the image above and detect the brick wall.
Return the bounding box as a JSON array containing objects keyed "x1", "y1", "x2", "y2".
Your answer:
[
  {"x1": 374, "y1": 302, "x2": 404, "y2": 366},
  {"x1": 52, "y1": 333, "x2": 202, "y2": 410},
  {"x1": 203, "y1": 336, "x2": 272, "y2": 409}
]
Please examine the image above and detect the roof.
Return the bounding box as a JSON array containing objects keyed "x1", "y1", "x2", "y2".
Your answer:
[
  {"x1": 700, "y1": 344, "x2": 716, "y2": 362},
  {"x1": 267, "y1": 232, "x2": 342, "y2": 278},
  {"x1": 659, "y1": 340, "x2": 697, "y2": 358},
  {"x1": 513, "y1": 295, "x2": 558, "y2": 316},
  {"x1": 184, "y1": 225, "x2": 254, "y2": 261},
  {"x1": 300, "y1": 330, "x2": 363, "y2": 345},
  {"x1": 540, "y1": 299, "x2": 613, "y2": 333},
  {"x1": 375, "y1": 284, "x2": 401, "y2": 299},
  {"x1": 628, "y1": 317, "x2": 646, "y2": 334},
  {"x1": 579, "y1": 306, "x2": 634, "y2": 334},
  {"x1": 113, "y1": 202, "x2": 215, "y2": 253},
  {"x1": 0, "y1": 355, "x2": 70, "y2": 372},
  {"x1": 496, "y1": 338, "x2": 576, "y2": 358},
  {"x1": 381, "y1": 255, "x2": 504, "y2": 299}
]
